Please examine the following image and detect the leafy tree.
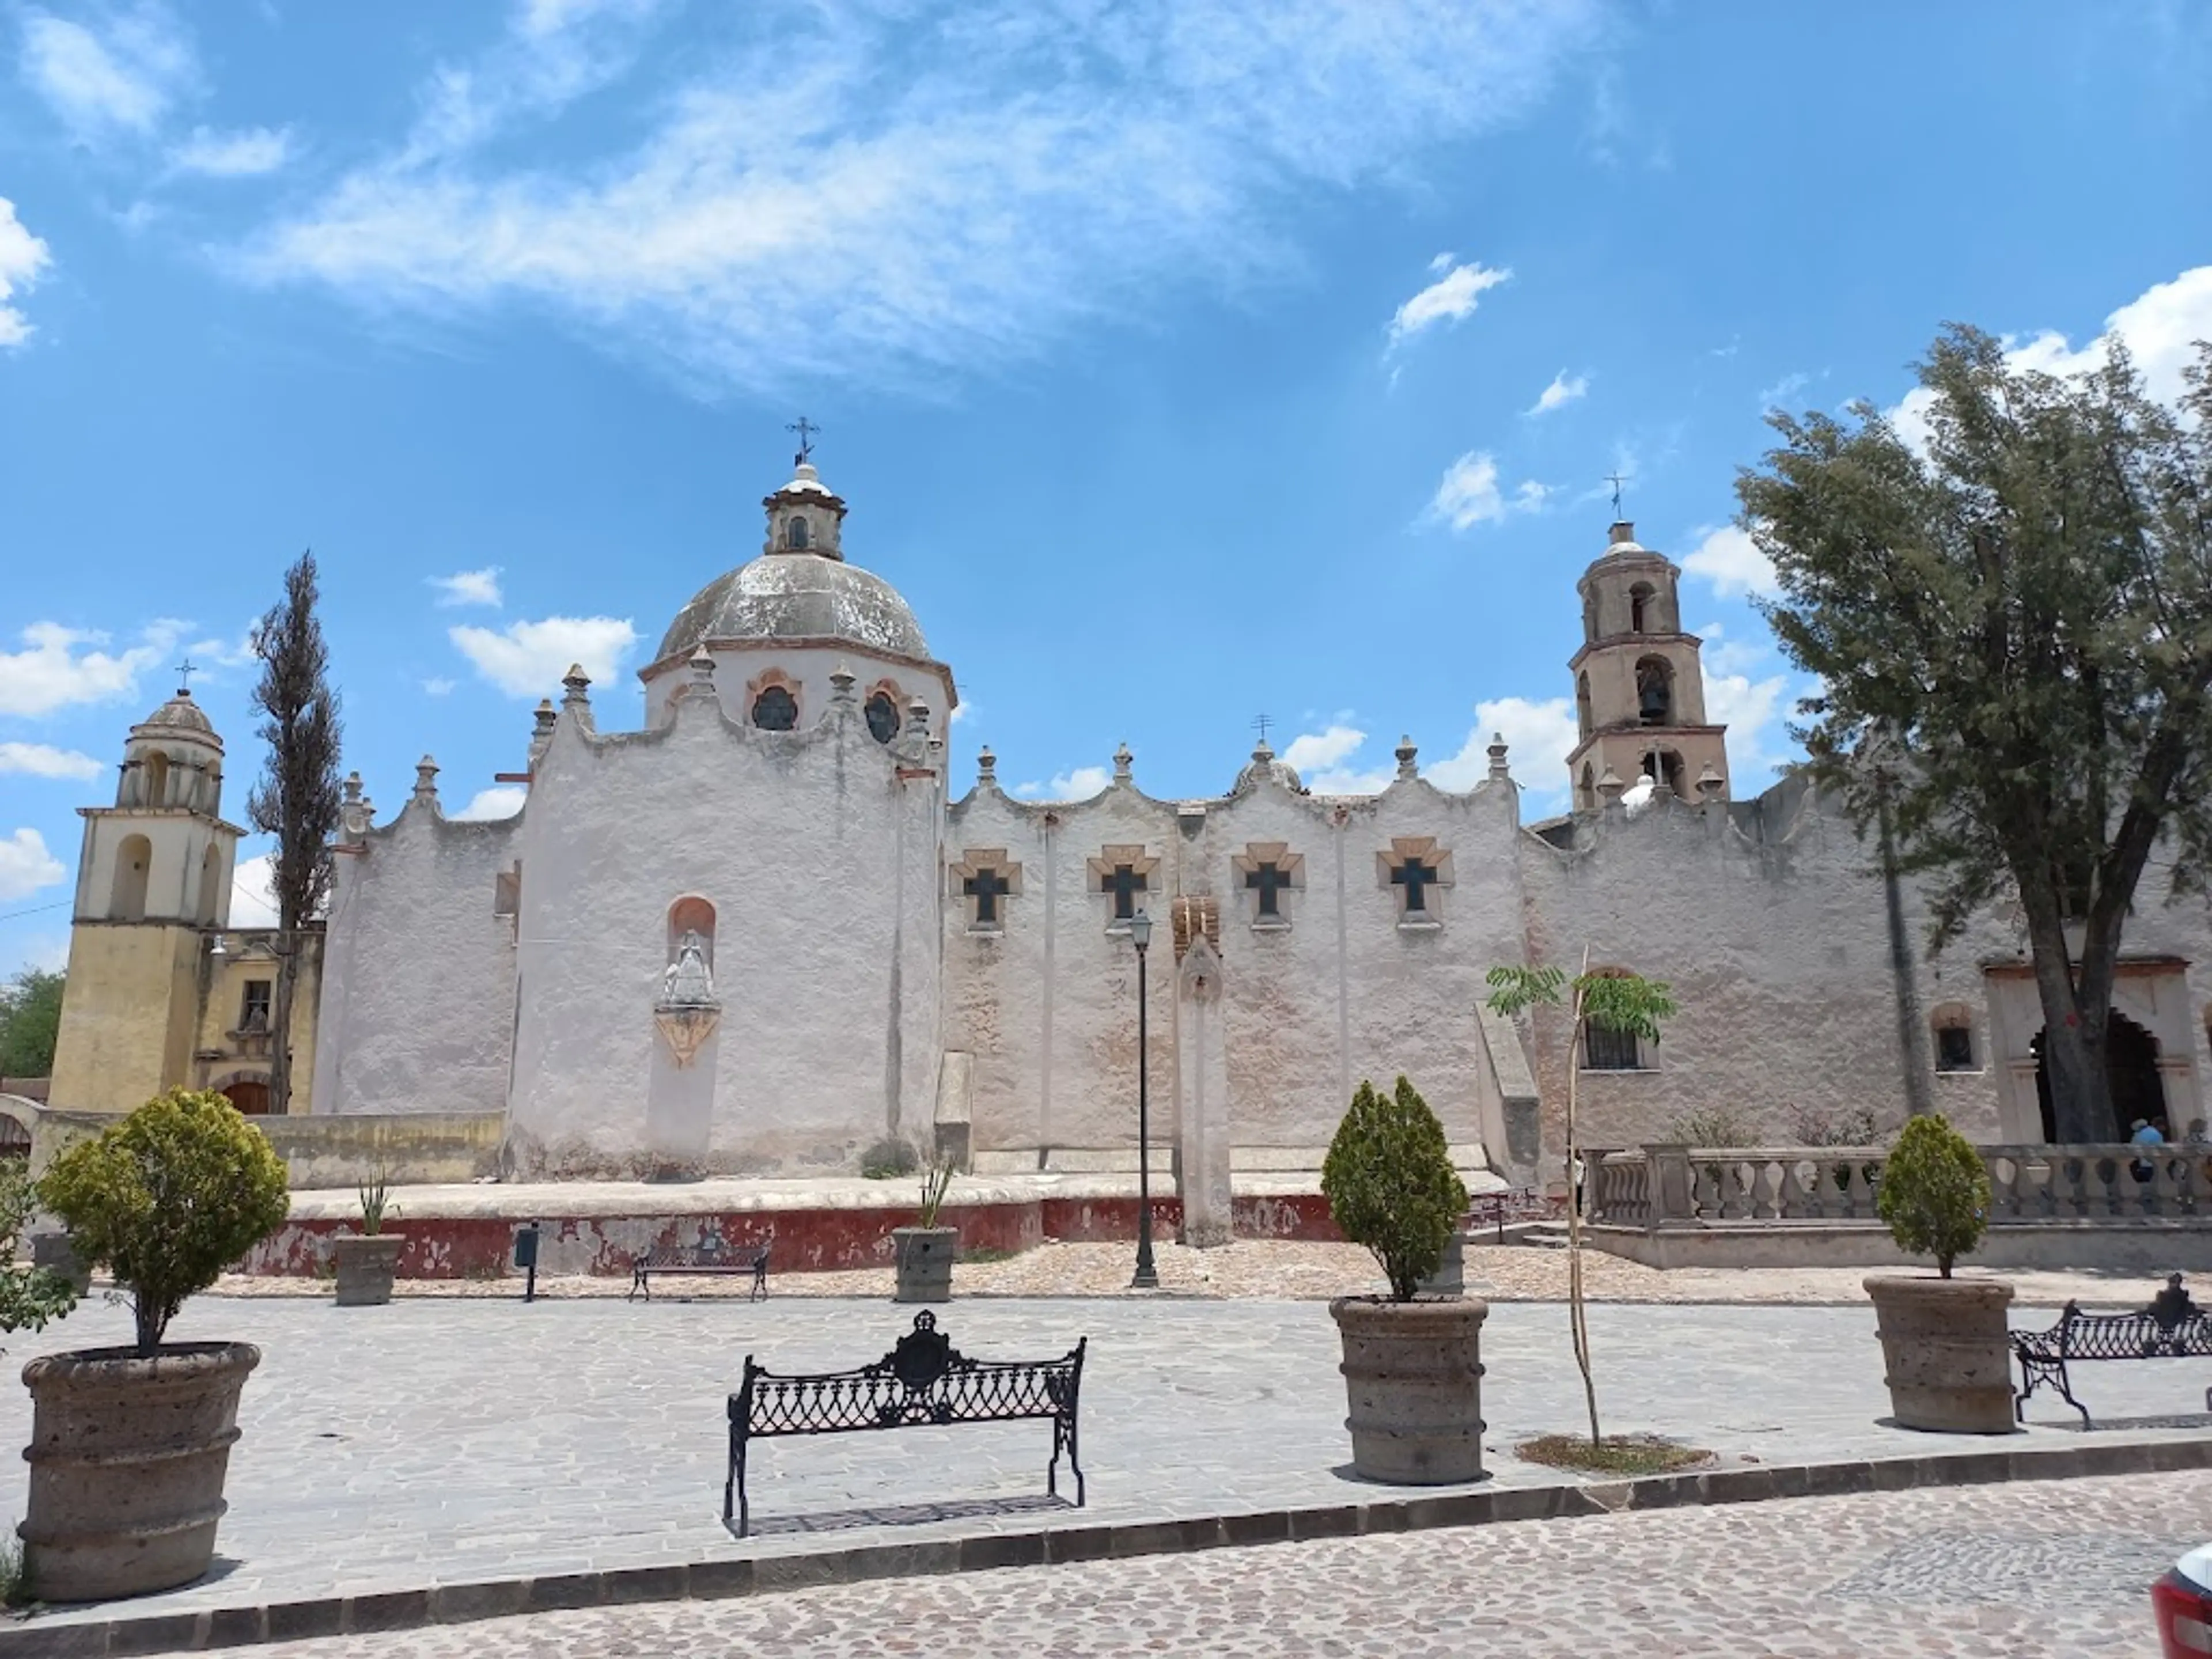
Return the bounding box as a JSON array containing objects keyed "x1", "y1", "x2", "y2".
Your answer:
[
  {"x1": 1741, "y1": 329, "x2": 2212, "y2": 1142},
  {"x1": 248, "y1": 552, "x2": 343, "y2": 1115},
  {"x1": 39, "y1": 1088, "x2": 290, "y2": 1355},
  {"x1": 0, "y1": 968, "x2": 65, "y2": 1079},
  {"x1": 1875, "y1": 1113, "x2": 1990, "y2": 1277},
  {"x1": 1321, "y1": 1075, "x2": 1468, "y2": 1302},
  {"x1": 1486, "y1": 958, "x2": 1677, "y2": 1447},
  {"x1": 0, "y1": 1161, "x2": 77, "y2": 1339}
]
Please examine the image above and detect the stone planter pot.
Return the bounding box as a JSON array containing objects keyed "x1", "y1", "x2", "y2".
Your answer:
[
  {"x1": 31, "y1": 1231, "x2": 90, "y2": 1297},
  {"x1": 1329, "y1": 1296, "x2": 1489, "y2": 1484},
  {"x1": 1415, "y1": 1230, "x2": 1468, "y2": 1299},
  {"x1": 892, "y1": 1226, "x2": 957, "y2": 1304},
  {"x1": 332, "y1": 1234, "x2": 405, "y2": 1307},
  {"x1": 19, "y1": 1342, "x2": 260, "y2": 1602},
  {"x1": 1863, "y1": 1274, "x2": 2017, "y2": 1434}
]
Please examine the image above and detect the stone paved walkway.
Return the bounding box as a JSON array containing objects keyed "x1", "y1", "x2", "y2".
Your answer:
[
  {"x1": 192, "y1": 1473, "x2": 2212, "y2": 1657},
  {"x1": 5, "y1": 1290, "x2": 2209, "y2": 1641},
  {"x1": 211, "y1": 1239, "x2": 2169, "y2": 1306}
]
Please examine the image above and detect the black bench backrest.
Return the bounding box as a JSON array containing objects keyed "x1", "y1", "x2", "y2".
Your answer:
[{"x1": 734, "y1": 1312, "x2": 1084, "y2": 1438}]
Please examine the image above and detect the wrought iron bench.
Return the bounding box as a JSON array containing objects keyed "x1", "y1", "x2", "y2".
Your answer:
[
  {"x1": 627, "y1": 1241, "x2": 770, "y2": 1302},
  {"x1": 2012, "y1": 1275, "x2": 2212, "y2": 1428},
  {"x1": 1466, "y1": 1185, "x2": 1552, "y2": 1243},
  {"x1": 724, "y1": 1310, "x2": 1086, "y2": 1536}
]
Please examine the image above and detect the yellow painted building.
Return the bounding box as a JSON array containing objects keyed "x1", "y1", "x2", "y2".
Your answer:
[{"x1": 48, "y1": 685, "x2": 321, "y2": 1116}]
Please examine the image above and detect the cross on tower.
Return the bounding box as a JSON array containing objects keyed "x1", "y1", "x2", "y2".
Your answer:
[
  {"x1": 963, "y1": 866, "x2": 1012, "y2": 926},
  {"x1": 1251, "y1": 713, "x2": 1273, "y2": 747},
  {"x1": 1389, "y1": 856, "x2": 1442, "y2": 914},
  {"x1": 1244, "y1": 861, "x2": 1293, "y2": 918},
  {"x1": 1605, "y1": 472, "x2": 1627, "y2": 519},
  {"x1": 1100, "y1": 862, "x2": 1147, "y2": 921},
  {"x1": 175, "y1": 656, "x2": 197, "y2": 692},
  {"x1": 787, "y1": 415, "x2": 819, "y2": 463}
]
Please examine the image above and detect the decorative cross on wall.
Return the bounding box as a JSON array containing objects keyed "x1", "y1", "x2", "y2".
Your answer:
[
  {"x1": 1244, "y1": 862, "x2": 1294, "y2": 918},
  {"x1": 1100, "y1": 863, "x2": 1147, "y2": 921},
  {"x1": 962, "y1": 866, "x2": 1012, "y2": 926},
  {"x1": 1389, "y1": 857, "x2": 1442, "y2": 913}
]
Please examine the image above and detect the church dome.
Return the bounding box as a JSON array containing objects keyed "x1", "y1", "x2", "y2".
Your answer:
[
  {"x1": 656, "y1": 556, "x2": 931, "y2": 665},
  {"x1": 137, "y1": 689, "x2": 215, "y2": 735},
  {"x1": 1235, "y1": 740, "x2": 1305, "y2": 795}
]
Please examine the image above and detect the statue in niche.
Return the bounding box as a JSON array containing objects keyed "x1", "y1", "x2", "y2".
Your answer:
[{"x1": 660, "y1": 930, "x2": 717, "y2": 1007}]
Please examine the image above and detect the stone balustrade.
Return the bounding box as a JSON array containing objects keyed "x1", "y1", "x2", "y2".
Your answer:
[{"x1": 1589, "y1": 1142, "x2": 2212, "y2": 1229}]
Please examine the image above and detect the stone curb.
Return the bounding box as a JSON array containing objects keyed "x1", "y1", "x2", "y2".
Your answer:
[{"x1": 8, "y1": 1435, "x2": 2209, "y2": 1656}]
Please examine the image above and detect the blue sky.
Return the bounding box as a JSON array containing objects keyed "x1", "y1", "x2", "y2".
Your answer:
[{"x1": 3, "y1": 0, "x2": 2210, "y2": 976}]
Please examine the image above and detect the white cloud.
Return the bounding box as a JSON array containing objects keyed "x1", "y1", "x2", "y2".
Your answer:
[
  {"x1": 450, "y1": 615, "x2": 637, "y2": 697},
  {"x1": 1388, "y1": 259, "x2": 1512, "y2": 348},
  {"x1": 0, "y1": 198, "x2": 53, "y2": 348},
  {"x1": 1757, "y1": 370, "x2": 1809, "y2": 408},
  {"x1": 422, "y1": 676, "x2": 457, "y2": 696},
  {"x1": 229, "y1": 851, "x2": 278, "y2": 927},
  {"x1": 0, "y1": 828, "x2": 66, "y2": 903},
  {"x1": 1705, "y1": 671, "x2": 1794, "y2": 785},
  {"x1": 1013, "y1": 766, "x2": 1113, "y2": 801},
  {"x1": 0, "y1": 622, "x2": 165, "y2": 717},
  {"x1": 1891, "y1": 265, "x2": 2212, "y2": 449},
  {"x1": 1681, "y1": 523, "x2": 1778, "y2": 600},
  {"x1": 429, "y1": 566, "x2": 504, "y2": 607},
  {"x1": 1434, "y1": 696, "x2": 1578, "y2": 804},
  {"x1": 20, "y1": 5, "x2": 196, "y2": 141},
  {"x1": 949, "y1": 699, "x2": 975, "y2": 726},
  {"x1": 169, "y1": 124, "x2": 291, "y2": 177},
  {"x1": 0, "y1": 742, "x2": 103, "y2": 781},
  {"x1": 1427, "y1": 452, "x2": 1551, "y2": 532},
  {"x1": 1280, "y1": 724, "x2": 1363, "y2": 771},
  {"x1": 235, "y1": 3, "x2": 1599, "y2": 392},
  {"x1": 1527, "y1": 370, "x2": 1587, "y2": 416},
  {"x1": 453, "y1": 784, "x2": 527, "y2": 820}
]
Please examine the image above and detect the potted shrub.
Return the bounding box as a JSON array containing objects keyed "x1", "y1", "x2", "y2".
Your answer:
[
  {"x1": 331, "y1": 1169, "x2": 403, "y2": 1307},
  {"x1": 893, "y1": 1156, "x2": 957, "y2": 1304},
  {"x1": 1863, "y1": 1112, "x2": 2014, "y2": 1433},
  {"x1": 1322, "y1": 1075, "x2": 1482, "y2": 1484},
  {"x1": 25, "y1": 1088, "x2": 291, "y2": 1601}
]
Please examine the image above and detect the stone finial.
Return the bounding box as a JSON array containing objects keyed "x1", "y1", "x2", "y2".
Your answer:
[
  {"x1": 830, "y1": 662, "x2": 858, "y2": 703},
  {"x1": 1597, "y1": 766, "x2": 1627, "y2": 807},
  {"x1": 977, "y1": 745, "x2": 997, "y2": 781},
  {"x1": 1486, "y1": 731, "x2": 1509, "y2": 782},
  {"x1": 412, "y1": 755, "x2": 440, "y2": 805},
  {"x1": 1250, "y1": 735, "x2": 1274, "y2": 765},
  {"x1": 560, "y1": 664, "x2": 592, "y2": 709},
  {"x1": 1112, "y1": 741, "x2": 1134, "y2": 783},
  {"x1": 688, "y1": 646, "x2": 716, "y2": 692},
  {"x1": 528, "y1": 698, "x2": 559, "y2": 766},
  {"x1": 339, "y1": 770, "x2": 371, "y2": 839},
  {"x1": 906, "y1": 695, "x2": 930, "y2": 733},
  {"x1": 1395, "y1": 735, "x2": 1418, "y2": 781},
  {"x1": 1696, "y1": 764, "x2": 1726, "y2": 803}
]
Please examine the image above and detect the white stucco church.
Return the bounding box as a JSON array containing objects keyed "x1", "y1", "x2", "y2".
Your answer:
[{"x1": 306, "y1": 452, "x2": 2212, "y2": 1222}]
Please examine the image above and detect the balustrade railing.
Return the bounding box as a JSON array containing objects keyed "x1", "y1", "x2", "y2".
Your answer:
[{"x1": 1584, "y1": 1142, "x2": 2212, "y2": 1228}]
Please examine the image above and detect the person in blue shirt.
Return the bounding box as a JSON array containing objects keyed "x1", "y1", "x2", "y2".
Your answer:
[{"x1": 2131, "y1": 1117, "x2": 2166, "y2": 1184}]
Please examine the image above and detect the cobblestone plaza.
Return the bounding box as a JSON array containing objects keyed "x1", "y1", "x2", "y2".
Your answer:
[{"x1": 3, "y1": 1283, "x2": 2209, "y2": 1652}]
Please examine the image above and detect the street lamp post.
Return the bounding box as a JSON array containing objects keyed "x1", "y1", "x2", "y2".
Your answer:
[{"x1": 1129, "y1": 907, "x2": 1159, "y2": 1290}]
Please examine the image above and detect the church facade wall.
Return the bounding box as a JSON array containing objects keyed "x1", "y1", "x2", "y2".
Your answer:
[
  {"x1": 310, "y1": 805, "x2": 519, "y2": 1119},
  {"x1": 641, "y1": 641, "x2": 955, "y2": 737},
  {"x1": 501, "y1": 685, "x2": 944, "y2": 1177}
]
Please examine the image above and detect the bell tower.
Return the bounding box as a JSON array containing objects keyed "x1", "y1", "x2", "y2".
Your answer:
[
  {"x1": 1565, "y1": 521, "x2": 1730, "y2": 811},
  {"x1": 48, "y1": 685, "x2": 244, "y2": 1110}
]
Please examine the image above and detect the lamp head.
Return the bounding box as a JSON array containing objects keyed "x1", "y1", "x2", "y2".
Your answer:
[{"x1": 1127, "y1": 908, "x2": 1153, "y2": 949}]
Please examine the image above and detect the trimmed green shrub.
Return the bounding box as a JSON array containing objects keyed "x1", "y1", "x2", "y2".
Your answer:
[
  {"x1": 0, "y1": 1160, "x2": 77, "y2": 1338},
  {"x1": 1323, "y1": 1075, "x2": 1468, "y2": 1302},
  {"x1": 39, "y1": 1088, "x2": 291, "y2": 1355},
  {"x1": 1875, "y1": 1113, "x2": 1989, "y2": 1277}
]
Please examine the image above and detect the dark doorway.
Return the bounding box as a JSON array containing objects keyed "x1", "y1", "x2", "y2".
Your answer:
[
  {"x1": 2033, "y1": 1013, "x2": 2165, "y2": 1143},
  {"x1": 223, "y1": 1079, "x2": 272, "y2": 1116}
]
